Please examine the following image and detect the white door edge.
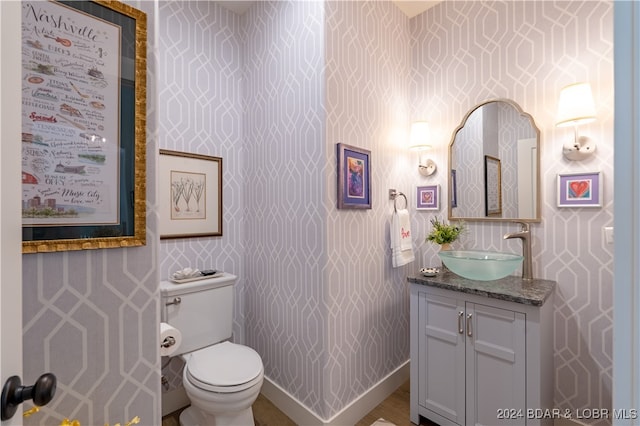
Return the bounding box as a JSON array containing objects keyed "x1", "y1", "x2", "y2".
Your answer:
[
  {"x1": 613, "y1": 0, "x2": 640, "y2": 420},
  {"x1": 1, "y1": 2, "x2": 24, "y2": 425}
]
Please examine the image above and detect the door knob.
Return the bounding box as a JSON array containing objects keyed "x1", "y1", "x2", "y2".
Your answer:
[{"x1": 1, "y1": 373, "x2": 57, "y2": 420}]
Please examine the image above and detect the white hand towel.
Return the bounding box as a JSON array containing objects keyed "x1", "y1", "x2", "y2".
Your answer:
[
  {"x1": 392, "y1": 248, "x2": 415, "y2": 268},
  {"x1": 397, "y1": 209, "x2": 412, "y2": 251},
  {"x1": 391, "y1": 209, "x2": 415, "y2": 268}
]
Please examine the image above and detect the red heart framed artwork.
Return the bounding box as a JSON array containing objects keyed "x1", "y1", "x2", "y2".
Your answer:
[{"x1": 557, "y1": 171, "x2": 603, "y2": 208}]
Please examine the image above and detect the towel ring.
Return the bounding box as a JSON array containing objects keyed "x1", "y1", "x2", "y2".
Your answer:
[{"x1": 393, "y1": 192, "x2": 408, "y2": 213}]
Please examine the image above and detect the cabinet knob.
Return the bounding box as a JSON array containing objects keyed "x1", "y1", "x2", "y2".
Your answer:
[
  {"x1": 466, "y1": 313, "x2": 473, "y2": 337},
  {"x1": 458, "y1": 311, "x2": 464, "y2": 334}
]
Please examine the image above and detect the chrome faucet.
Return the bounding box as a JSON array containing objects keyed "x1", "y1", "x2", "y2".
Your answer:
[{"x1": 504, "y1": 222, "x2": 533, "y2": 280}]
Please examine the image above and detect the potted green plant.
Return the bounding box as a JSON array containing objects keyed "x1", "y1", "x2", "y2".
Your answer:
[{"x1": 426, "y1": 217, "x2": 465, "y2": 250}]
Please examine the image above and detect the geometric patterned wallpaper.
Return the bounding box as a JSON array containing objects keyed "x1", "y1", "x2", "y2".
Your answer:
[
  {"x1": 19, "y1": 1, "x2": 613, "y2": 425},
  {"x1": 156, "y1": 0, "x2": 245, "y2": 392},
  {"x1": 411, "y1": 2, "x2": 614, "y2": 424},
  {"x1": 160, "y1": 0, "x2": 414, "y2": 420},
  {"x1": 242, "y1": 0, "x2": 329, "y2": 418},
  {"x1": 159, "y1": 1, "x2": 413, "y2": 420},
  {"x1": 22, "y1": 1, "x2": 160, "y2": 424},
  {"x1": 323, "y1": 1, "x2": 412, "y2": 419}
]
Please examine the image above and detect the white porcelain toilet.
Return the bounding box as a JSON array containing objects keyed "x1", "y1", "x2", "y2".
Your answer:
[{"x1": 160, "y1": 274, "x2": 264, "y2": 426}]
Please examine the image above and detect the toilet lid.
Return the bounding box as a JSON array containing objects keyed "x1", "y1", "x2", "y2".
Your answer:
[{"x1": 187, "y1": 341, "x2": 263, "y2": 390}]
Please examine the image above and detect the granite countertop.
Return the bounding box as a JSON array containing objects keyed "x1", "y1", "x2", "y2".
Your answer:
[{"x1": 407, "y1": 271, "x2": 556, "y2": 306}]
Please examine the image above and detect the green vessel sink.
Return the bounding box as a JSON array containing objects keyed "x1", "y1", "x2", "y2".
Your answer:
[{"x1": 438, "y1": 250, "x2": 524, "y2": 281}]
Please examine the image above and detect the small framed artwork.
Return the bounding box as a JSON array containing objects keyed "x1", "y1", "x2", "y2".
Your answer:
[
  {"x1": 484, "y1": 155, "x2": 502, "y2": 216},
  {"x1": 557, "y1": 171, "x2": 602, "y2": 208},
  {"x1": 337, "y1": 143, "x2": 371, "y2": 209},
  {"x1": 451, "y1": 169, "x2": 458, "y2": 208},
  {"x1": 416, "y1": 185, "x2": 440, "y2": 210},
  {"x1": 159, "y1": 149, "x2": 223, "y2": 238}
]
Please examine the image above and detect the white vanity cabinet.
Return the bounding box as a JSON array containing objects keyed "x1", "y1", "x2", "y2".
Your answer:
[{"x1": 409, "y1": 278, "x2": 555, "y2": 426}]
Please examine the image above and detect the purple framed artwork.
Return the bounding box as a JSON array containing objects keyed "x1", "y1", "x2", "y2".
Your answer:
[
  {"x1": 337, "y1": 143, "x2": 371, "y2": 209},
  {"x1": 416, "y1": 185, "x2": 439, "y2": 210},
  {"x1": 557, "y1": 171, "x2": 602, "y2": 208}
]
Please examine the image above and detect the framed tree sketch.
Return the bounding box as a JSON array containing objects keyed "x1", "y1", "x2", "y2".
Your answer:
[{"x1": 159, "y1": 149, "x2": 222, "y2": 239}]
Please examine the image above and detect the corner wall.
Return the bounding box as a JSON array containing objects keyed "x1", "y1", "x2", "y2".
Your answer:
[
  {"x1": 244, "y1": 0, "x2": 415, "y2": 420},
  {"x1": 155, "y1": 0, "x2": 245, "y2": 393},
  {"x1": 242, "y1": 0, "x2": 330, "y2": 417},
  {"x1": 323, "y1": 0, "x2": 413, "y2": 419},
  {"x1": 159, "y1": 2, "x2": 414, "y2": 421}
]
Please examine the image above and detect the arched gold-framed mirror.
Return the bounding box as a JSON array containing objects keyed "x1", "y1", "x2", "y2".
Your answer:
[{"x1": 448, "y1": 99, "x2": 541, "y2": 222}]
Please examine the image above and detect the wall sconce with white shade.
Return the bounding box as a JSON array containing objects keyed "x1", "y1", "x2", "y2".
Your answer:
[
  {"x1": 556, "y1": 82, "x2": 597, "y2": 161},
  {"x1": 409, "y1": 121, "x2": 437, "y2": 176}
]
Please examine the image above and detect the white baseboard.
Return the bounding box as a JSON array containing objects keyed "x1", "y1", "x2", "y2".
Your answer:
[
  {"x1": 162, "y1": 387, "x2": 190, "y2": 417},
  {"x1": 261, "y1": 360, "x2": 410, "y2": 426},
  {"x1": 161, "y1": 366, "x2": 589, "y2": 426}
]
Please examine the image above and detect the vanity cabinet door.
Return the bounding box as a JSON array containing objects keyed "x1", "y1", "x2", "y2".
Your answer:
[
  {"x1": 417, "y1": 291, "x2": 466, "y2": 425},
  {"x1": 465, "y1": 302, "x2": 526, "y2": 426},
  {"x1": 411, "y1": 284, "x2": 532, "y2": 426}
]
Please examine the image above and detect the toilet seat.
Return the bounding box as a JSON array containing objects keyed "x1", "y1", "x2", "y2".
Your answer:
[{"x1": 186, "y1": 341, "x2": 263, "y2": 393}]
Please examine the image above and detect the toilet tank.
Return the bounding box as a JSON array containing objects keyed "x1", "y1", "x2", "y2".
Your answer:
[{"x1": 160, "y1": 274, "x2": 237, "y2": 355}]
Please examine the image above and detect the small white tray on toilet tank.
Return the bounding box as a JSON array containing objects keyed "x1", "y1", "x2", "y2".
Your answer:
[
  {"x1": 170, "y1": 272, "x2": 225, "y2": 284},
  {"x1": 161, "y1": 274, "x2": 237, "y2": 299}
]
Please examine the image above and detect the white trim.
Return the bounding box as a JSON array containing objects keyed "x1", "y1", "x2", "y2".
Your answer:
[
  {"x1": 613, "y1": 1, "x2": 640, "y2": 421},
  {"x1": 161, "y1": 387, "x2": 190, "y2": 417},
  {"x1": 0, "y1": 4, "x2": 24, "y2": 426},
  {"x1": 260, "y1": 378, "x2": 324, "y2": 426},
  {"x1": 261, "y1": 361, "x2": 410, "y2": 426}
]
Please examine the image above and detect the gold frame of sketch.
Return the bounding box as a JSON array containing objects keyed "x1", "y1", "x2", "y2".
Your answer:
[{"x1": 22, "y1": 0, "x2": 147, "y2": 253}]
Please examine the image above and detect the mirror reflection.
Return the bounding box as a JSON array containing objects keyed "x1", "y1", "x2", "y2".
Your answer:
[{"x1": 448, "y1": 100, "x2": 540, "y2": 222}]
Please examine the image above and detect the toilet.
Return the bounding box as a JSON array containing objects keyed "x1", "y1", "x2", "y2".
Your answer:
[{"x1": 160, "y1": 274, "x2": 264, "y2": 426}]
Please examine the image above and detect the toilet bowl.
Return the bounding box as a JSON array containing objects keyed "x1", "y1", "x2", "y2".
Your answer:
[
  {"x1": 179, "y1": 341, "x2": 264, "y2": 426},
  {"x1": 160, "y1": 275, "x2": 264, "y2": 426}
]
